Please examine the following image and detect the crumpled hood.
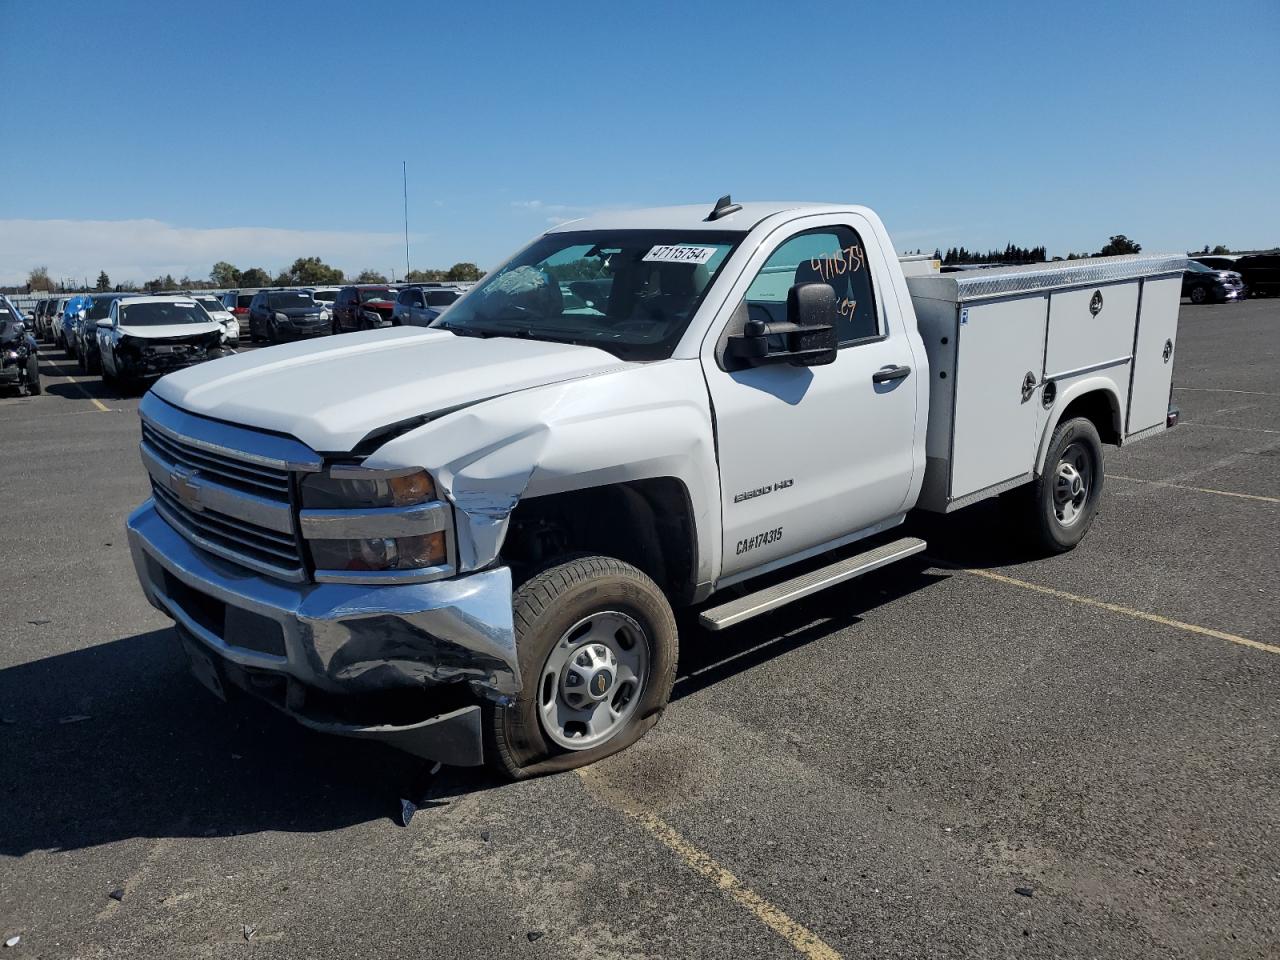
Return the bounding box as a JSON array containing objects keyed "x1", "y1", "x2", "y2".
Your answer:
[
  {"x1": 119, "y1": 322, "x2": 223, "y2": 340},
  {"x1": 152, "y1": 326, "x2": 630, "y2": 452}
]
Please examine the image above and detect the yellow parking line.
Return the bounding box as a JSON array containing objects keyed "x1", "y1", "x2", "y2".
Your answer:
[
  {"x1": 1183, "y1": 421, "x2": 1280, "y2": 436},
  {"x1": 577, "y1": 771, "x2": 841, "y2": 959},
  {"x1": 952, "y1": 567, "x2": 1280, "y2": 656},
  {"x1": 43, "y1": 355, "x2": 109, "y2": 411},
  {"x1": 1110, "y1": 474, "x2": 1280, "y2": 504},
  {"x1": 1174, "y1": 387, "x2": 1280, "y2": 398}
]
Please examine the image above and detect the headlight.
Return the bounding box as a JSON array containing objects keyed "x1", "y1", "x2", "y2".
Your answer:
[
  {"x1": 275, "y1": 312, "x2": 288, "y2": 321},
  {"x1": 301, "y1": 467, "x2": 435, "y2": 508},
  {"x1": 300, "y1": 467, "x2": 451, "y2": 580},
  {"x1": 308, "y1": 532, "x2": 448, "y2": 572},
  {"x1": 3, "y1": 350, "x2": 18, "y2": 361}
]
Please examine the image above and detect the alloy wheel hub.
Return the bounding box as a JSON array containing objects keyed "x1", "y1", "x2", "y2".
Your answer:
[{"x1": 561, "y1": 642, "x2": 618, "y2": 708}]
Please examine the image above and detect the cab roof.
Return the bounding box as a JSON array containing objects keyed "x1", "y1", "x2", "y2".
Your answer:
[{"x1": 545, "y1": 201, "x2": 838, "y2": 234}]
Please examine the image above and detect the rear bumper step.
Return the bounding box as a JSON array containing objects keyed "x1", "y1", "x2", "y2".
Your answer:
[{"x1": 699, "y1": 536, "x2": 927, "y2": 630}]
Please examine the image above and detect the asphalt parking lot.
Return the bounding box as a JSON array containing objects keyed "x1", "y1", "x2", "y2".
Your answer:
[{"x1": 2, "y1": 302, "x2": 1277, "y2": 959}]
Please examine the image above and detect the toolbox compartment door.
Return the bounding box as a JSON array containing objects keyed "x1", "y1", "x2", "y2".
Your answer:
[
  {"x1": 949, "y1": 296, "x2": 1048, "y2": 499},
  {"x1": 1126, "y1": 276, "x2": 1181, "y2": 435}
]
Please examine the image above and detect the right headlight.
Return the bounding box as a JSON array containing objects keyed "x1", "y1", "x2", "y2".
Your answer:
[{"x1": 299, "y1": 467, "x2": 453, "y2": 582}]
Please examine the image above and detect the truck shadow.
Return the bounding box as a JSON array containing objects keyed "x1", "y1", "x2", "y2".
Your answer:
[
  {"x1": 1, "y1": 565, "x2": 951, "y2": 851},
  {"x1": 0, "y1": 628, "x2": 421, "y2": 857}
]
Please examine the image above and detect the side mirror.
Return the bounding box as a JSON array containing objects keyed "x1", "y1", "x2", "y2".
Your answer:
[
  {"x1": 96, "y1": 319, "x2": 113, "y2": 329},
  {"x1": 727, "y1": 282, "x2": 838, "y2": 367}
]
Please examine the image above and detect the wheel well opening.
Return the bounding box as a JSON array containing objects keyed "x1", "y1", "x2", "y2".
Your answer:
[
  {"x1": 501, "y1": 478, "x2": 697, "y2": 604},
  {"x1": 1059, "y1": 390, "x2": 1121, "y2": 446}
]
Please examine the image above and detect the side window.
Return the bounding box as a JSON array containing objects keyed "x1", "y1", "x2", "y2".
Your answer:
[{"x1": 742, "y1": 226, "x2": 879, "y2": 344}]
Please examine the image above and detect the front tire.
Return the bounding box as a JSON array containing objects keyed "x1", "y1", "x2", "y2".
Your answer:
[
  {"x1": 1189, "y1": 285, "x2": 1209, "y2": 305},
  {"x1": 27, "y1": 356, "x2": 41, "y2": 395},
  {"x1": 1026, "y1": 417, "x2": 1104, "y2": 553},
  {"x1": 485, "y1": 556, "x2": 678, "y2": 780}
]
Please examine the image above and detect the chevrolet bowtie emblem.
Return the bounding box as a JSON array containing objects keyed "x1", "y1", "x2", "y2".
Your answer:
[{"x1": 169, "y1": 469, "x2": 203, "y2": 511}]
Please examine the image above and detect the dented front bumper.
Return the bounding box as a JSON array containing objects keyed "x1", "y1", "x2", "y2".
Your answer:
[{"x1": 127, "y1": 499, "x2": 519, "y2": 765}]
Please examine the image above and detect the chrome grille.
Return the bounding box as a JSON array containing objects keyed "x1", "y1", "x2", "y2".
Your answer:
[
  {"x1": 138, "y1": 393, "x2": 322, "y2": 582},
  {"x1": 151, "y1": 481, "x2": 303, "y2": 579},
  {"x1": 141, "y1": 420, "x2": 290, "y2": 499}
]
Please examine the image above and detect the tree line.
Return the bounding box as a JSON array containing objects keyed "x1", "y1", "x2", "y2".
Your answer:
[{"x1": 17, "y1": 257, "x2": 483, "y2": 295}]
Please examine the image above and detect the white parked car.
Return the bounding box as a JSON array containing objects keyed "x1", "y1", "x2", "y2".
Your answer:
[
  {"x1": 125, "y1": 198, "x2": 1186, "y2": 776},
  {"x1": 96, "y1": 295, "x2": 228, "y2": 389},
  {"x1": 192, "y1": 294, "x2": 240, "y2": 345},
  {"x1": 310, "y1": 287, "x2": 340, "y2": 323}
]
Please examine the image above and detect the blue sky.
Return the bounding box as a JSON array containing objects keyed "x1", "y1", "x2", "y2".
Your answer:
[{"x1": 1, "y1": 0, "x2": 1277, "y2": 285}]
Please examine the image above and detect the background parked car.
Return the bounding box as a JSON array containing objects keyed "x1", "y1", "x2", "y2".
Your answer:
[
  {"x1": 60, "y1": 295, "x2": 92, "y2": 358},
  {"x1": 77, "y1": 293, "x2": 133, "y2": 372},
  {"x1": 310, "y1": 286, "x2": 340, "y2": 323},
  {"x1": 191, "y1": 294, "x2": 240, "y2": 345},
  {"x1": 1232, "y1": 254, "x2": 1280, "y2": 297},
  {"x1": 219, "y1": 292, "x2": 254, "y2": 334},
  {"x1": 391, "y1": 285, "x2": 462, "y2": 327},
  {"x1": 31, "y1": 299, "x2": 57, "y2": 342},
  {"x1": 47, "y1": 298, "x2": 70, "y2": 345},
  {"x1": 0, "y1": 296, "x2": 41, "y2": 395},
  {"x1": 1192, "y1": 256, "x2": 1239, "y2": 273},
  {"x1": 247, "y1": 289, "x2": 326, "y2": 343},
  {"x1": 331, "y1": 285, "x2": 398, "y2": 333},
  {"x1": 97, "y1": 295, "x2": 226, "y2": 388},
  {"x1": 1182, "y1": 262, "x2": 1246, "y2": 304}
]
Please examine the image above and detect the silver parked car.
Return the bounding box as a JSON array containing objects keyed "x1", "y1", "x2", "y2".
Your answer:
[{"x1": 391, "y1": 285, "x2": 462, "y2": 327}]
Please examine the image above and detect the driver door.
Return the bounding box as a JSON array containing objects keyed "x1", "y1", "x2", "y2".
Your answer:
[{"x1": 701, "y1": 216, "x2": 919, "y2": 581}]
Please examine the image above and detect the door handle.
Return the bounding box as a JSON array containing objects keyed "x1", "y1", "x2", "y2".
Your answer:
[{"x1": 872, "y1": 364, "x2": 912, "y2": 384}]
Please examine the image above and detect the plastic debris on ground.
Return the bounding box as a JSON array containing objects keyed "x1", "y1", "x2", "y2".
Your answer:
[{"x1": 397, "y1": 762, "x2": 446, "y2": 827}]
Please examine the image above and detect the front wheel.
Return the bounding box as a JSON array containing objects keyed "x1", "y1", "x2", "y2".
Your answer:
[
  {"x1": 26, "y1": 356, "x2": 42, "y2": 395},
  {"x1": 1026, "y1": 417, "x2": 1104, "y2": 553},
  {"x1": 485, "y1": 556, "x2": 678, "y2": 780},
  {"x1": 1189, "y1": 285, "x2": 1209, "y2": 305}
]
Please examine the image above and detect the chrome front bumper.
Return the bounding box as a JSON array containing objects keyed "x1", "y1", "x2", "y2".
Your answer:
[{"x1": 127, "y1": 500, "x2": 519, "y2": 765}]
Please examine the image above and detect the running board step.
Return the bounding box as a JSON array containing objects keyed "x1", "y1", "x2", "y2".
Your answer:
[{"x1": 698, "y1": 537, "x2": 927, "y2": 631}]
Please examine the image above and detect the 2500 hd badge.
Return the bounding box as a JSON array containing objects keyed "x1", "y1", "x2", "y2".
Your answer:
[{"x1": 736, "y1": 527, "x2": 783, "y2": 556}]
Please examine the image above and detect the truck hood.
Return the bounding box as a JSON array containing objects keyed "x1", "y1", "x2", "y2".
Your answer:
[{"x1": 151, "y1": 327, "x2": 630, "y2": 452}]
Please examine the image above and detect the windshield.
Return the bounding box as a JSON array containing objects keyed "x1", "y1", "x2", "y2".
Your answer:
[
  {"x1": 87, "y1": 296, "x2": 119, "y2": 320},
  {"x1": 359, "y1": 288, "x2": 395, "y2": 304},
  {"x1": 436, "y1": 230, "x2": 739, "y2": 360},
  {"x1": 268, "y1": 292, "x2": 315, "y2": 309},
  {"x1": 425, "y1": 290, "x2": 459, "y2": 307},
  {"x1": 119, "y1": 301, "x2": 212, "y2": 327},
  {"x1": 195, "y1": 297, "x2": 225, "y2": 311}
]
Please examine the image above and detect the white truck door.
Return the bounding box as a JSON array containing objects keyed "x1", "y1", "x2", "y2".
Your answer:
[{"x1": 702, "y1": 219, "x2": 918, "y2": 580}]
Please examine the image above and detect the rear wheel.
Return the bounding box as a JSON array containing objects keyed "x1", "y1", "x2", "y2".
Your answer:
[
  {"x1": 1026, "y1": 417, "x2": 1104, "y2": 553},
  {"x1": 485, "y1": 555, "x2": 678, "y2": 780}
]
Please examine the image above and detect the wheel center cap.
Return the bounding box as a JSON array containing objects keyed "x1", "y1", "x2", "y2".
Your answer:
[{"x1": 588, "y1": 668, "x2": 614, "y2": 702}]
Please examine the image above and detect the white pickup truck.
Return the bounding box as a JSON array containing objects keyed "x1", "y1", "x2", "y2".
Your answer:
[{"x1": 126, "y1": 197, "x2": 1186, "y2": 777}]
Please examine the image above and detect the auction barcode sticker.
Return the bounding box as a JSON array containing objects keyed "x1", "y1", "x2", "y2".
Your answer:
[{"x1": 643, "y1": 245, "x2": 718, "y2": 265}]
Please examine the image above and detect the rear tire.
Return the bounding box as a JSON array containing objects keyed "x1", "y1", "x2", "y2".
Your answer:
[
  {"x1": 485, "y1": 555, "x2": 678, "y2": 780},
  {"x1": 1026, "y1": 417, "x2": 1104, "y2": 553}
]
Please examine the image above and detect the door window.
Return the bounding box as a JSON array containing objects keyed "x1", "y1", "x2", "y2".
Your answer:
[{"x1": 742, "y1": 226, "x2": 879, "y2": 344}]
